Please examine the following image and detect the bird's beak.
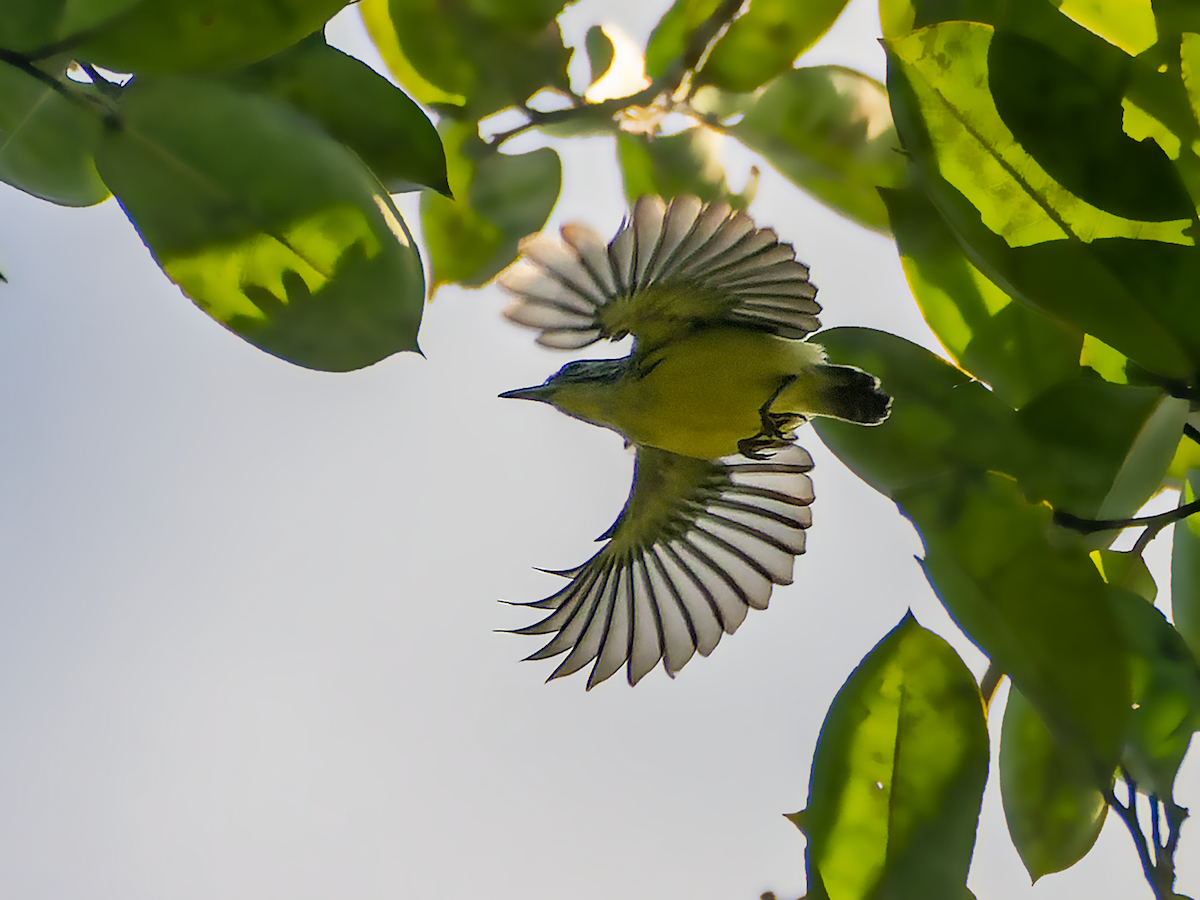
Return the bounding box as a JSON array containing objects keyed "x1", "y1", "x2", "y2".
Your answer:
[{"x1": 499, "y1": 385, "x2": 552, "y2": 402}]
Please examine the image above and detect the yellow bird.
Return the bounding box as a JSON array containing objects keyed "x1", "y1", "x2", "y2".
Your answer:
[{"x1": 499, "y1": 195, "x2": 890, "y2": 688}]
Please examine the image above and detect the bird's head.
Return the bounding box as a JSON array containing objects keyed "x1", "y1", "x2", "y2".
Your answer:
[{"x1": 500, "y1": 358, "x2": 630, "y2": 429}]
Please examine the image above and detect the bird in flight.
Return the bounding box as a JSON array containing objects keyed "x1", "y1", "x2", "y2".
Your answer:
[{"x1": 499, "y1": 195, "x2": 890, "y2": 689}]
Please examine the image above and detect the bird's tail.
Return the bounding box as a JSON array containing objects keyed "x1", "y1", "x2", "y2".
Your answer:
[{"x1": 813, "y1": 364, "x2": 891, "y2": 425}]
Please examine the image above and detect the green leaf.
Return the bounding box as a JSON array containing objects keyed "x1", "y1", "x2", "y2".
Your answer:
[
  {"x1": 616, "y1": 127, "x2": 732, "y2": 206},
  {"x1": 358, "y1": 0, "x2": 466, "y2": 109},
  {"x1": 886, "y1": 22, "x2": 1191, "y2": 246},
  {"x1": 1092, "y1": 549, "x2": 1157, "y2": 603},
  {"x1": 96, "y1": 76, "x2": 423, "y2": 371},
  {"x1": 699, "y1": 0, "x2": 851, "y2": 93},
  {"x1": 584, "y1": 25, "x2": 615, "y2": 86},
  {"x1": 1104, "y1": 588, "x2": 1200, "y2": 800},
  {"x1": 730, "y1": 66, "x2": 905, "y2": 233},
  {"x1": 0, "y1": 0, "x2": 143, "y2": 52},
  {"x1": 1079, "y1": 334, "x2": 1128, "y2": 384},
  {"x1": 383, "y1": 0, "x2": 571, "y2": 119},
  {"x1": 644, "y1": 0, "x2": 721, "y2": 80},
  {"x1": 999, "y1": 686, "x2": 1107, "y2": 882},
  {"x1": 0, "y1": 59, "x2": 110, "y2": 207},
  {"x1": 879, "y1": 0, "x2": 915, "y2": 39},
  {"x1": 987, "y1": 31, "x2": 1190, "y2": 224},
  {"x1": 811, "y1": 327, "x2": 1027, "y2": 499},
  {"x1": 797, "y1": 613, "x2": 987, "y2": 900},
  {"x1": 1171, "y1": 471, "x2": 1200, "y2": 660},
  {"x1": 1015, "y1": 380, "x2": 1186, "y2": 519},
  {"x1": 1056, "y1": 0, "x2": 1157, "y2": 57},
  {"x1": 901, "y1": 472, "x2": 1131, "y2": 785},
  {"x1": 221, "y1": 34, "x2": 449, "y2": 195},
  {"x1": 77, "y1": 0, "x2": 349, "y2": 72},
  {"x1": 885, "y1": 23, "x2": 1200, "y2": 379},
  {"x1": 421, "y1": 121, "x2": 560, "y2": 292},
  {"x1": 465, "y1": 0, "x2": 570, "y2": 31},
  {"x1": 880, "y1": 185, "x2": 1081, "y2": 406}
]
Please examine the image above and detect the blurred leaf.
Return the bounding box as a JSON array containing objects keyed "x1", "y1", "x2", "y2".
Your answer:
[
  {"x1": 730, "y1": 66, "x2": 904, "y2": 233},
  {"x1": 1182, "y1": 32, "x2": 1200, "y2": 129},
  {"x1": 1105, "y1": 588, "x2": 1200, "y2": 800},
  {"x1": 384, "y1": 0, "x2": 571, "y2": 119},
  {"x1": 78, "y1": 0, "x2": 349, "y2": 72},
  {"x1": 885, "y1": 26, "x2": 1200, "y2": 379},
  {"x1": 1000, "y1": 686, "x2": 1107, "y2": 882},
  {"x1": 1015, "y1": 380, "x2": 1186, "y2": 520},
  {"x1": 96, "y1": 76, "x2": 423, "y2": 371},
  {"x1": 699, "y1": 0, "x2": 851, "y2": 93},
  {"x1": 644, "y1": 0, "x2": 721, "y2": 80},
  {"x1": 880, "y1": 185, "x2": 1081, "y2": 406},
  {"x1": 222, "y1": 34, "x2": 449, "y2": 195},
  {"x1": 421, "y1": 121, "x2": 560, "y2": 292},
  {"x1": 358, "y1": 0, "x2": 466, "y2": 109},
  {"x1": 812, "y1": 327, "x2": 1028, "y2": 499},
  {"x1": 1171, "y1": 471, "x2": 1200, "y2": 660},
  {"x1": 0, "y1": 59, "x2": 110, "y2": 207},
  {"x1": 902, "y1": 472, "x2": 1131, "y2": 785},
  {"x1": 465, "y1": 0, "x2": 570, "y2": 31},
  {"x1": 616, "y1": 127, "x2": 731, "y2": 205},
  {"x1": 796, "y1": 613, "x2": 987, "y2": 900},
  {"x1": 584, "y1": 25, "x2": 615, "y2": 85}
]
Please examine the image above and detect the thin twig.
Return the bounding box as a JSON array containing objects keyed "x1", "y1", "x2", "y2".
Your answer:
[
  {"x1": 1054, "y1": 497, "x2": 1200, "y2": 538},
  {"x1": 1107, "y1": 771, "x2": 1162, "y2": 896}
]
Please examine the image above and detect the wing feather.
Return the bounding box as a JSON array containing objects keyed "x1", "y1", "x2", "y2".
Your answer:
[
  {"x1": 504, "y1": 445, "x2": 814, "y2": 687},
  {"x1": 499, "y1": 195, "x2": 822, "y2": 350}
]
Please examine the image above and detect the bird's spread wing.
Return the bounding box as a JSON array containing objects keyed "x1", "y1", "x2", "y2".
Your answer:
[
  {"x1": 506, "y1": 444, "x2": 814, "y2": 688},
  {"x1": 498, "y1": 195, "x2": 822, "y2": 351}
]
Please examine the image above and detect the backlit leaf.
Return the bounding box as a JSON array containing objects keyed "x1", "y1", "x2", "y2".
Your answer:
[
  {"x1": 885, "y1": 23, "x2": 1200, "y2": 378},
  {"x1": 880, "y1": 185, "x2": 1081, "y2": 406},
  {"x1": 731, "y1": 66, "x2": 905, "y2": 233},
  {"x1": 96, "y1": 76, "x2": 423, "y2": 370},
  {"x1": 1000, "y1": 686, "x2": 1107, "y2": 882},
  {"x1": 796, "y1": 613, "x2": 987, "y2": 900},
  {"x1": 359, "y1": 0, "x2": 466, "y2": 109}
]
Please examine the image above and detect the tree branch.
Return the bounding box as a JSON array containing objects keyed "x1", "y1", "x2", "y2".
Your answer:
[
  {"x1": 1107, "y1": 771, "x2": 1189, "y2": 899},
  {"x1": 1053, "y1": 497, "x2": 1200, "y2": 542},
  {"x1": 488, "y1": 0, "x2": 745, "y2": 148}
]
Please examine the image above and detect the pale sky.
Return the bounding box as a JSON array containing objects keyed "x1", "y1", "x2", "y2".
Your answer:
[{"x1": 0, "y1": 1, "x2": 1195, "y2": 898}]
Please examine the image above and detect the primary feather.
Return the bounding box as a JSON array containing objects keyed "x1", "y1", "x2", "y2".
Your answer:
[{"x1": 498, "y1": 195, "x2": 822, "y2": 352}]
